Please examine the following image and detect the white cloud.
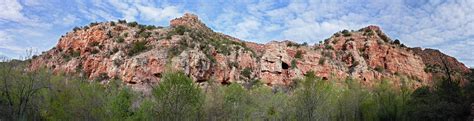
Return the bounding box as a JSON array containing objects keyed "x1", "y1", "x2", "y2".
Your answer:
[
  {"x1": 54, "y1": 14, "x2": 77, "y2": 25},
  {"x1": 0, "y1": 0, "x2": 28, "y2": 23},
  {"x1": 232, "y1": 17, "x2": 261, "y2": 40},
  {"x1": 136, "y1": 5, "x2": 182, "y2": 22},
  {"x1": 0, "y1": 31, "x2": 24, "y2": 53}
]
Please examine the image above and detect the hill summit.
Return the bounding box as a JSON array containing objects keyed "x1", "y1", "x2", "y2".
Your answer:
[{"x1": 30, "y1": 13, "x2": 471, "y2": 91}]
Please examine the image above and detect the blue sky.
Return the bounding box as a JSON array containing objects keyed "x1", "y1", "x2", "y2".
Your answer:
[{"x1": 0, "y1": 0, "x2": 473, "y2": 67}]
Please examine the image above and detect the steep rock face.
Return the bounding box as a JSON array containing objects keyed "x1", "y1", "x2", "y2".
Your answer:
[
  {"x1": 411, "y1": 48, "x2": 471, "y2": 83},
  {"x1": 30, "y1": 14, "x2": 471, "y2": 90}
]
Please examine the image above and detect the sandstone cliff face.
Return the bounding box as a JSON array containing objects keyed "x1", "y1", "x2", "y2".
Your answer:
[{"x1": 30, "y1": 13, "x2": 471, "y2": 90}]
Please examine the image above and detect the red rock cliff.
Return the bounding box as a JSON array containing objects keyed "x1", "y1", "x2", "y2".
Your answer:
[{"x1": 30, "y1": 14, "x2": 471, "y2": 91}]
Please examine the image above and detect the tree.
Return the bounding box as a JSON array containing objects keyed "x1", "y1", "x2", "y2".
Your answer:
[
  {"x1": 293, "y1": 73, "x2": 333, "y2": 121},
  {"x1": 0, "y1": 59, "x2": 50, "y2": 120},
  {"x1": 153, "y1": 71, "x2": 204, "y2": 120},
  {"x1": 407, "y1": 59, "x2": 469, "y2": 120},
  {"x1": 107, "y1": 87, "x2": 133, "y2": 120},
  {"x1": 222, "y1": 83, "x2": 252, "y2": 120},
  {"x1": 393, "y1": 39, "x2": 401, "y2": 45},
  {"x1": 41, "y1": 77, "x2": 108, "y2": 120}
]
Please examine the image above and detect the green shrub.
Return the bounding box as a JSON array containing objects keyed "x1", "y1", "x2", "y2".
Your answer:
[
  {"x1": 351, "y1": 61, "x2": 359, "y2": 67},
  {"x1": 140, "y1": 32, "x2": 151, "y2": 38},
  {"x1": 89, "y1": 22, "x2": 99, "y2": 27},
  {"x1": 107, "y1": 88, "x2": 134, "y2": 120},
  {"x1": 241, "y1": 67, "x2": 252, "y2": 79},
  {"x1": 291, "y1": 59, "x2": 297, "y2": 69},
  {"x1": 222, "y1": 84, "x2": 252, "y2": 120},
  {"x1": 342, "y1": 30, "x2": 351, "y2": 37},
  {"x1": 118, "y1": 19, "x2": 127, "y2": 24},
  {"x1": 111, "y1": 47, "x2": 119, "y2": 54},
  {"x1": 325, "y1": 45, "x2": 333, "y2": 50},
  {"x1": 165, "y1": 26, "x2": 189, "y2": 39},
  {"x1": 394, "y1": 39, "x2": 401, "y2": 45},
  {"x1": 70, "y1": 50, "x2": 80, "y2": 57},
  {"x1": 115, "y1": 37, "x2": 124, "y2": 43},
  {"x1": 145, "y1": 25, "x2": 156, "y2": 30},
  {"x1": 127, "y1": 22, "x2": 138, "y2": 27},
  {"x1": 73, "y1": 27, "x2": 81, "y2": 32},
  {"x1": 332, "y1": 39, "x2": 339, "y2": 44},
  {"x1": 287, "y1": 42, "x2": 301, "y2": 48},
  {"x1": 175, "y1": 26, "x2": 187, "y2": 35},
  {"x1": 318, "y1": 58, "x2": 326, "y2": 65},
  {"x1": 295, "y1": 50, "x2": 303, "y2": 59},
  {"x1": 89, "y1": 41, "x2": 100, "y2": 47},
  {"x1": 91, "y1": 49, "x2": 99, "y2": 54},
  {"x1": 128, "y1": 41, "x2": 147, "y2": 56},
  {"x1": 375, "y1": 66, "x2": 384, "y2": 72},
  {"x1": 301, "y1": 42, "x2": 308, "y2": 46}
]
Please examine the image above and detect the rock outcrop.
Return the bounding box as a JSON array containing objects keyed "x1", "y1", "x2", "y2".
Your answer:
[{"x1": 30, "y1": 13, "x2": 471, "y2": 91}]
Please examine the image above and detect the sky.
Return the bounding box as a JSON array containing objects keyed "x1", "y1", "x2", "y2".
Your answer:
[{"x1": 0, "y1": 0, "x2": 473, "y2": 67}]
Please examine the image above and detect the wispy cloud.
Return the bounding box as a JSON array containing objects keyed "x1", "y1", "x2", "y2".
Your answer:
[{"x1": 0, "y1": 0, "x2": 28, "y2": 23}]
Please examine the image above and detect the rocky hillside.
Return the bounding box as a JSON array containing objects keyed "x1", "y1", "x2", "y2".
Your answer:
[{"x1": 30, "y1": 13, "x2": 471, "y2": 91}]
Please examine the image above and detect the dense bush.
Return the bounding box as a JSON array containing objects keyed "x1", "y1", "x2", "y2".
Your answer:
[
  {"x1": 394, "y1": 39, "x2": 401, "y2": 45},
  {"x1": 240, "y1": 67, "x2": 252, "y2": 79},
  {"x1": 291, "y1": 59, "x2": 297, "y2": 69},
  {"x1": 127, "y1": 22, "x2": 138, "y2": 27},
  {"x1": 89, "y1": 41, "x2": 100, "y2": 47},
  {"x1": 342, "y1": 30, "x2": 351, "y2": 37},
  {"x1": 115, "y1": 37, "x2": 124, "y2": 43},
  {"x1": 128, "y1": 41, "x2": 148, "y2": 56},
  {"x1": 118, "y1": 19, "x2": 126, "y2": 24},
  {"x1": 287, "y1": 42, "x2": 302, "y2": 48},
  {"x1": 73, "y1": 27, "x2": 81, "y2": 32},
  {"x1": 319, "y1": 58, "x2": 326, "y2": 65},
  {"x1": 0, "y1": 59, "x2": 472, "y2": 120},
  {"x1": 295, "y1": 50, "x2": 303, "y2": 59},
  {"x1": 375, "y1": 65, "x2": 385, "y2": 72},
  {"x1": 139, "y1": 32, "x2": 151, "y2": 38}
]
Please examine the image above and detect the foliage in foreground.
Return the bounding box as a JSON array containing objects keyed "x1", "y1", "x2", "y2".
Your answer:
[{"x1": 0, "y1": 60, "x2": 472, "y2": 121}]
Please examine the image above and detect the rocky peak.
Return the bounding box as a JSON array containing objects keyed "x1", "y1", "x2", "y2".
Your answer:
[{"x1": 170, "y1": 13, "x2": 212, "y2": 32}]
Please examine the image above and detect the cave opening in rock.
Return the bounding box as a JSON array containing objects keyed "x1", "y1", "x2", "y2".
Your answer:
[
  {"x1": 221, "y1": 80, "x2": 230, "y2": 85},
  {"x1": 153, "y1": 73, "x2": 162, "y2": 78},
  {"x1": 282, "y1": 62, "x2": 289, "y2": 69},
  {"x1": 197, "y1": 79, "x2": 207, "y2": 83}
]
